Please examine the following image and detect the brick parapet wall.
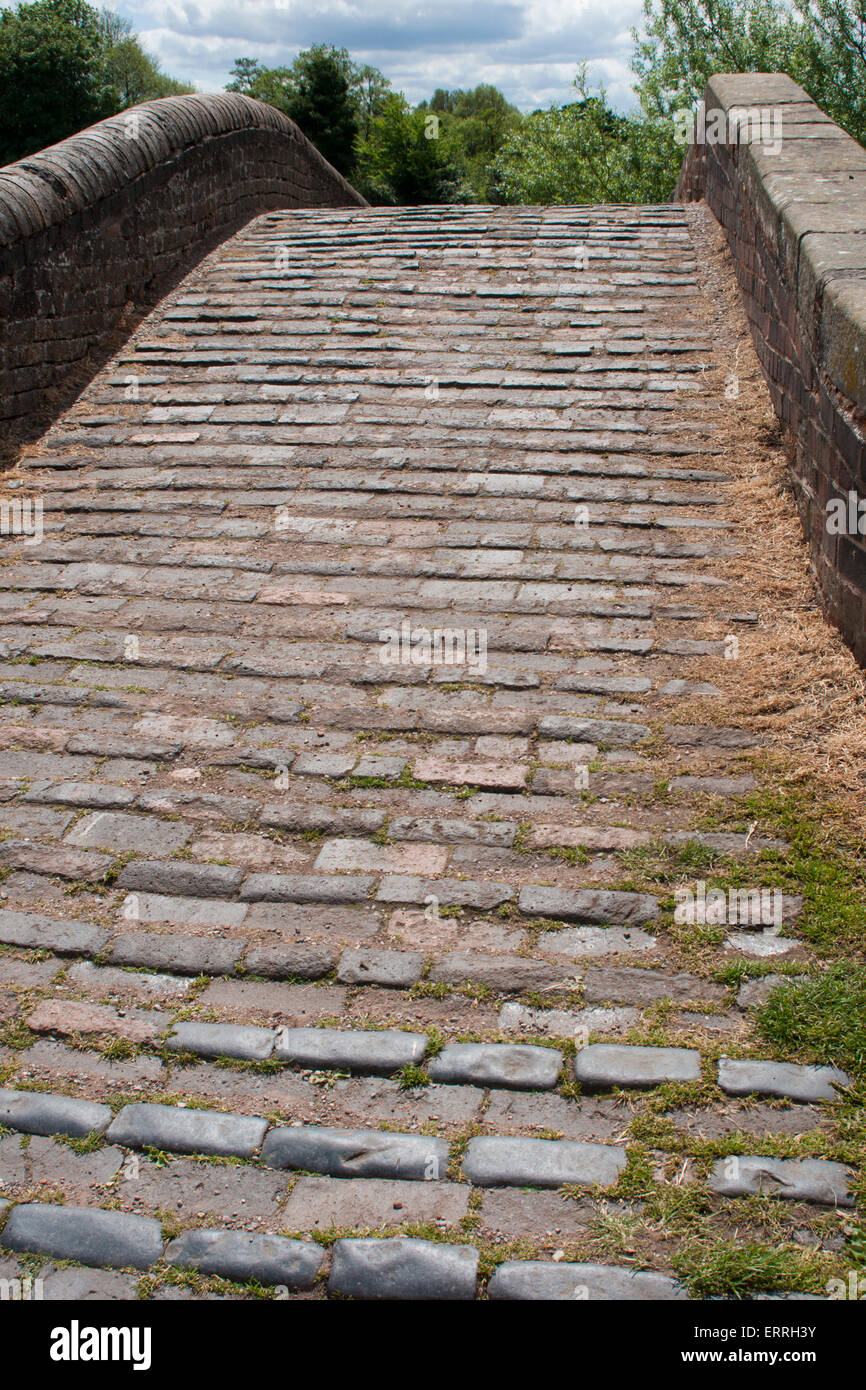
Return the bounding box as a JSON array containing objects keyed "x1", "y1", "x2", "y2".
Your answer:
[
  {"x1": 0, "y1": 93, "x2": 367, "y2": 441},
  {"x1": 676, "y1": 73, "x2": 866, "y2": 663}
]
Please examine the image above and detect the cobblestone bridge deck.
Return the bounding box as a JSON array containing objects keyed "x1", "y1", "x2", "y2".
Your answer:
[{"x1": 0, "y1": 203, "x2": 857, "y2": 1301}]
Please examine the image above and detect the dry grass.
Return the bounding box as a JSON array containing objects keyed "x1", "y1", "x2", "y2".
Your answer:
[{"x1": 681, "y1": 203, "x2": 866, "y2": 818}]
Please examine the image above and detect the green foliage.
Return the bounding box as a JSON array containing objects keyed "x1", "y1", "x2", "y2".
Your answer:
[
  {"x1": 673, "y1": 1238, "x2": 830, "y2": 1298},
  {"x1": 97, "y1": 10, "x2": 193, "y2": 108},
  {"x1": 633, "y1": 0, "x2": 866, "y2": 144},
  {"x1": 0, "y1": 1, "x2": 192, "y2": 164},
  {"x1": 355, "y1": 93, "x2": 461, "y2": 203},
  {"x1": 0, "y1": 0, "x2": 112, "y2": 162},
  {"x1": 420, "y1": 84, "x2": 523, "y2": 200},
  {"x1": 493, "y1": 68, "x2": 680, "y2": 203},
  {"x1": 228, "y1": 44, "x2": 381, "y2": 178}
]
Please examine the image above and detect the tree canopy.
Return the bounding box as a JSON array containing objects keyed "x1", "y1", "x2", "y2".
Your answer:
[{"x1": 0, "y1": 0, "x2": 192, "y2": 164}]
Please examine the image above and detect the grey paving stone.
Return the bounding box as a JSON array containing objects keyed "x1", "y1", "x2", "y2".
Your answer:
[
  {"x1": 462, "y1": 1136, "x2": 627, "y2": 1188},
  {"x1": 121, "y1": 893, "x2": 247, "y2": 928},
  {"x1": 165, "y1": 1229, "x2": 322, "y2": 1287},
  {"x1": 109, "y1": 931, "x2": 242, "y2": 975},
  {"x1": 261, "y1": 1125, "x2": 449, "y2": 1180},
  {"x1": 40, "y1": 1267, "x2": 140, "y2": 1300},
  {"x1": 428, "y1": 1043, "x2": 562, "y2": 1090},
  {"x1": 488, "y1": 1260, "x2": 687, "y2": 1300},
  {"x1": 2, "y1": 1202, "x2": 163, "y2": 1270},
  {"x1": 428, "y1": 952, "x2": 568, "y2": 993},
  {"x1": 737, "y1": 974, "x2": 803, "y2": 1008},
  {"x1": 273, "y1": 1026, "x2": 427, "y2": 1073},
  {"x1": 574, "y1": 1044, "x2": 701, "y2": 1090},
  {"x1": 106, "y1": 1103, "x2": 268, "y2": 1158},
  {"x1": 241, "y1": 941, "x2": 337, "y2": 979},
  {"x1": 328, "y1": 1236, "x2": 478, "y2": 1300},
  {"x1": 164, "y1": 1022, "x2": 276, "y2": 1061},
  {"x1": 241, "y1": 874, "x2": 375, "y2": 902},
  {"x1": 519, "y1": 885, "x2": 658, "y2": 925},
  {"x1": 67, "y1": 959, "x2": 192, "y2": 1002},
  {"x1": 498, "y1": 1002, "x2": 637, "y2": 1039},
  {"x1": 584, "y1": 966, "x2": 725, "y2": 1006},
  {"x1": 117, "y1": 860, "x2": 244, "y2": 898},
  {"x1": 66, "y1": 812, "x2": 192, "y2": 856},
  {"x1": 718, "y1": 1057, "x2": 850, "y2": 1103},
  {"x1": 376, "y1": 875, "x2": 514, "y2": 910},
  {"x1": 538, "y1": 925, "x2": 657, "y2": 959},
  {"x1": 709, "y1": 1156, "x2": 854, "y2": 1206},
  {"x1": 0, "y1": 1088, "x2": 112, "y2": 1138},
  {"x1": 24, "y1": 780, "x2": 136, "y2": 810},
  {"x1": 121, "y1": 1155, "x2": 288, "y2": 1220},
  {"x1": 0, "y1": 908, "x2": 107, "y2": 956},
  {"x1": 337, "y1": 948, "x2": 424, "y2": 987},
  {"x1": 283, "y1": 1176, "x2": 470, "y2": 1231}
]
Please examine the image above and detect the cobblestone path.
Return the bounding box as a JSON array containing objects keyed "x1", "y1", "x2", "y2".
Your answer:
[{"x1": 0, "y1": 204, "x2": 857, "y2": 1301}]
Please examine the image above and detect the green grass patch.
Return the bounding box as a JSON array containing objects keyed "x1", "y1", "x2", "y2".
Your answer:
[{"x1": 755, "y1": 965, "x2": 866, "y2": 1078}]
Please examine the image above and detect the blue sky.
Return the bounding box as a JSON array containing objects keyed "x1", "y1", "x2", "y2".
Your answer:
[{"x1": 114, "y1": 0, "x2": 646, "y2": 111}]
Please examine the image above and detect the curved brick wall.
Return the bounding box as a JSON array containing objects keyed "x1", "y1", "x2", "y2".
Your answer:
[
  {"x1": 677, "y1": 73, "x2": 866, "y2": 663},
  {"x1": 0, "y1": 93, "x2": 366, "y2": 443}
]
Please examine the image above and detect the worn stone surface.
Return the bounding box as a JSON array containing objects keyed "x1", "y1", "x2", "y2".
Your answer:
[
  {"x1": 0, "y1": 184, "x2": 856, "y2": 1299},
  {"x1": 709, "y1": 1156, "x2": 854, "y2": 1205},
  {"x1": 336, "y1": 948, "x2": 424, "y2": 987},
  {"x1": 165, "y1": 1021, "x2": 276, "y2": 1061},
  {"x1": 718, "y1": 1057, "x2": 850, "y2": 1103},
  {"x1": 283, "y1": 1176, "x2": 470, "y2": 1230},
  {"x1": 106, "y1": 1102, "x2": 268, "y2": 1158},
  {"x1": 462, "y1": 1136, "x2": 627, "y2": 1188},
  {"x1": 328, "y1": 1236, "x2": 478, "y2": 1300},
  {"x1": 273, "y1": 1027, "x2": 427, "y2": 1073},
  {"x1": 2, "y1": 1202, "x2": 163, "y2": 1270},
  {"x1": 428, "y1": 1043, "x2": 562, "y2": 1090},
  {"x1": 165, "y1": 1229, "x2": 322, "y2": 1286},
  {"x1": 574, "y1": 1044, "x2": 701, "y2": 1090},
  {"x1": 0, "y1": 1088, "x2": 111, "y2": 1138},
  {"x1": 261, "y1": 1126, "x2": 448, "y2": 1180},
  {"x1": 488, "y1": 1261, "x2": 687, "y2": 1300},
  {"x1": 109, "y1": 931, "x2": 242, "y2": 976}
]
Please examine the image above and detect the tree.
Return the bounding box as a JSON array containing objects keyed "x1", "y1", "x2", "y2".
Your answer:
[
  {"x1": 226, "y1": 56, "x2": 264, "y2": 95},
  {"x1": 0, "y1": 1, "x2": 192, "y2": 165},
  {"x1": 226, "y1": 45, "x2": 380, "y2": 176},
  {"x1": 632, "y1": 0, "x2": 866, "y2": 143},
  {"x1": 98, "y1": 10, "x2": 193, "y2": 108},
  {"x1": 356, "y1": 93, "x2": 461, "y2": 203},
  {"x1": 279, "y1": 44, "x2": 358, "y2": 175},
  {"x1": 0, "y1": 0, "x2": 113, "y2": 163},
  {"x1": 420, "y1": 84, "x2": 523, "y2": 200},
  {"x1": 492, "y1": 69, "x2": 678, "y2": 204}
]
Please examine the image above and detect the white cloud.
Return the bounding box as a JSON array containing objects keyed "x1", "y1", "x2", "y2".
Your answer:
[{"x1": 118, "y1": 0, "x2": 645, "y2": 110}]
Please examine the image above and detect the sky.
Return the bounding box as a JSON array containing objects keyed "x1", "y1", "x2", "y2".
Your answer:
[{"x1": 113, "y1": 0, "x2": 646, "y2": 112}]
